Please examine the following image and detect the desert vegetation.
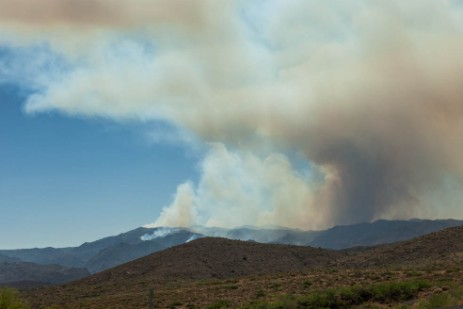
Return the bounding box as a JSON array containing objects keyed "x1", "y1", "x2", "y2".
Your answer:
[
  {"x1": 16, "y1": 267, "x2": 463, "y2": 308},
  {"x1": 7, "y1": 226, "x2": 463, "y2": 308},
  {"x1": 0, "y1": 288, "x2": 30, "y2": 309}
]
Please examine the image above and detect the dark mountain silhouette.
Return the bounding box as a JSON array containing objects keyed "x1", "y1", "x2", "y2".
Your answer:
[
  {"x1": 0, "y1": 228, "x2": 201, "y2": 273},
  {"x1": 0, "y1": 259, "x2": 89, "y2": 287},
  {"x1": 0, "y1": 254, "x2": 20, "y2": 263},
  {"x1": 85, "y1": 230, "x2": 203, "y2": 273},
  {"x1": 1, "y1": 219, "x2": 461, "y2": 276},
  {"x1": 190, "y1": 226, "x2": 318, "y2": 245},
  {"x1": 74, "y1": 224, "x2": 463, "y2": 286},
  {"x1": 307, "y1": 219, "x2": 463, "y2": 249}
]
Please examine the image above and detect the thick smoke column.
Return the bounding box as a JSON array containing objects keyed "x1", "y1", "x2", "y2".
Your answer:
[
  {"x1": 152, "y1": 144, "x2": 323, "y2": 229},
  {"x1": 2, "y1": 0, "x2": 463, "y2": 229}
]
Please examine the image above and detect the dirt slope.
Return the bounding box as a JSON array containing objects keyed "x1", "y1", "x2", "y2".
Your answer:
[
  {"x1": 341, "y1": 224, "x2": 463, "y2": 268},
  {"x1": 87, "y1": 237, "x2": 341, "y2": 282}
]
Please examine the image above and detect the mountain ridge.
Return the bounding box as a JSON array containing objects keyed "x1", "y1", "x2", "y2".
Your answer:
[
  {"x1": 0, "y1": 259, "x2": 89, "y2": 287},
  {"x1": 22, "y1": 224, "x2": 463, "y2": 308},
  {"x1": 0, "y1": 219, "x2": 461, "y2": 276}
]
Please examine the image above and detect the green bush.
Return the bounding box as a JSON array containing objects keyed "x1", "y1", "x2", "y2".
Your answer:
[
  {"x1": 243, "y1": 280, "x2": 431, "y2": 309},
  {"x1": 417, "y1": 285, "x2": 463, "y2": 309},
  {"x1": 418, "y1": 293, "x2": 453, "y2": 309},
  {"x1": 302, "y1": 280, "x2": 312, "y2": 289},
  {"x1": 0, "y1": 288, "x2": 30, "y2": 309},
  {"x1": 246, "y1": 300, "x2": 297, "y2": 309},
  {"x1": 204, "y1": 299, "x2": 231, "y2": 309}
]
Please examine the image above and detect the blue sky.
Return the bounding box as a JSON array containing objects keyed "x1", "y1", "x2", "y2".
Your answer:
[
  {"x1": 0, "y1": 83, "x2": 199, "y2": 249},
  {"x1": 1, "y1": 1, "x2": 463, "y2": 249}
]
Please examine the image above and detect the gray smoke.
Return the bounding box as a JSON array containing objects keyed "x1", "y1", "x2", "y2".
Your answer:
[{"x1": 2, "y1": 0, "x2": 463, "y2": 229}]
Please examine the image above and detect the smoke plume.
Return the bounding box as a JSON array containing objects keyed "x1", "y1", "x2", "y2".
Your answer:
[
  {"x1": 2, "y1": 0, "x2": 463, "y2": 229},
  {"x1": 140, "y1": 227, "x2": 180, "y2": 241}
]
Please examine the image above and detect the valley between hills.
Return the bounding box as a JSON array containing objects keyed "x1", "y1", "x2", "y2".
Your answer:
[{"x1": 10, "y1": 223, "x2": 463, "y2": 308}]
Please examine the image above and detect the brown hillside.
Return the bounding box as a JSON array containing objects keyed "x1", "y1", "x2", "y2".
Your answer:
[
  {"x1": 86, "y1": 237, "x2": 341, "y2": 282},
  {"x1": 340, "y1": 224, "x2": 463, "y2": 268},
  {"x1": 24, "y1": 238, "x2": 341, "y2": 308},
  {"x1": 23, "y1": 226, "x2": 463, "y2": 308}
]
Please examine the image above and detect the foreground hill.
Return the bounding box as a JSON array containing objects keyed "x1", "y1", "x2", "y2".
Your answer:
[
  {"x1": 92, "y1": 238, "x2": 341, "y2": 281},
  {"x1": 24, "y1": 238, "x2": 341, "y2": 308},
  {"x1": 22, "y1": 225, "x2": 463, "y2": 308},
  {"x1": 340, "y1": 224, "x2": 463, "y2": 268}
]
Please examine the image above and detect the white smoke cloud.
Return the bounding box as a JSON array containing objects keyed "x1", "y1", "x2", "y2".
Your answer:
[
  {"x1": 185, "y1": 234, "x2": 201, "y2": 243},
  {"x1": 153, "y1": 182, "x2": 198, "y2": 228},
  {"x1": 150, "y1": 143, "x2": 337, "y2": 230},
  {"x1": 140, "y1": 227, "x2": 180, "y2": 241},
  {"x1": 2, "y1": 0, "x2": 463, "y2": 228}
]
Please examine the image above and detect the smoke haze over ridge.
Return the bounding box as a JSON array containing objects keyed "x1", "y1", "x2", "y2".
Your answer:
[{"x1": 2, "y1": 0, "x2": 463, "y2": 229}]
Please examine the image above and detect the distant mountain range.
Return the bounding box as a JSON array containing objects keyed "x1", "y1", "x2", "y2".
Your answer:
[
  {"x1": 0, "y1": 228, "x2": 202, "y2": 274},
  {"x1": 306, "y1": 219, "x2": 463, "y2": 249},
  {"x1": 0, "y1": 254, "x2": 89, "y2": 287},
  {"x1": 0, "y1": 219, "x2": 462, "y2": 284},
  {"x1": 66, "y1": 224, "x2": 463, "y2": 281},
  {"x1": 189, "y1": 219, "x2": 463, "y2": 249}
]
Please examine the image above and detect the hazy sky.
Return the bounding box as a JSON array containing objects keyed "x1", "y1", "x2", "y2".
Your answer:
[{"x1": 2, "y1": 0, "x2": 463, "y2": 249}]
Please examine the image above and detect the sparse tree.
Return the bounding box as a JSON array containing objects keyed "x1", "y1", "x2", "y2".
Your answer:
[{"x1": 147, "y1": 288, "x2": 154, "y2": 309}]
